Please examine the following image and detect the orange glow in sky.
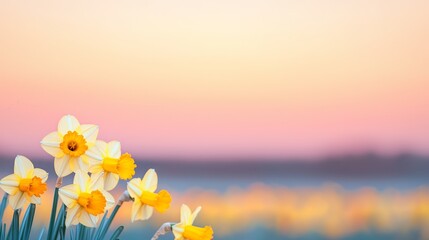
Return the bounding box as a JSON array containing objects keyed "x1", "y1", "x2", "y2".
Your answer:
[{"x1": 1, "y1": 1, "x2": 428, "y2": 160}]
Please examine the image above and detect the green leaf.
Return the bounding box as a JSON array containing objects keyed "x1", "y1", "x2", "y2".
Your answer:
[
  {"x1": 47, "y1": 187, "x2": 60, "y2": 240},
  {"x1": 37, "y1": 228, "x2": 45, "y2": 240},
  {"x1": 52, "y1": 204, "x2": 66, "y2": 240},
  {"x1": 98, "y1": 204, "x2": 121, "y2": 240},
  {"x1": 93, "y1": 210, "x2": 108, "y2": 240},
  {"x1": 0, "y1": 194, "x2": 8, "y2": 223},
  {"x1": 108, "y1": 226, "x2": 124, "y2": 240},
  {"x1": 19, "y1": 203, "x2": 36, "y2": 240},
  {"x1": 7, "y1": 209, "x2": 20, "y2": 240}
]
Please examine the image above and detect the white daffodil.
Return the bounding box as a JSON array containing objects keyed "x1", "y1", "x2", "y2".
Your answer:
[
  {"x1": 173, "y1": 204, "x2": 214, "y2": 240},
  {"x1": 0, "y1": 155, "x2": 48, "y2": 210},
  {"x1": 127, "y1": 169, "x2": 172, "y2": 222},
  {"x1": 58, "y1": 171, "x2": 114, "y2": 227},
  {"x1": 40, "y1": 115, "x2": 99, "y2": 177},
  {"x1": 87, "y1": 140, "x2": 136, "y2": 191}
]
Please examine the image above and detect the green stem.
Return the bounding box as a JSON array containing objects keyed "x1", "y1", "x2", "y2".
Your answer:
[{"x1": 47, "y1": 187, "x2": 59, "y2": 240}]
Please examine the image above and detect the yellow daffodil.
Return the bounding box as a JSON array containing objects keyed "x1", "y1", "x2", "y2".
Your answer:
[
  {"x1": 58, "y1": 170, "x2": 114, "y2": 227},
  {"x1": 0, "y1": 155, "x2": 48, "y2": 210},
  {"x1": 87, "y1": 140, "x2": 136, "y2": 191},
  {"x1": 173, "y1": 204, "x2": 213, "y2": 240},
  {"x1": 40, "y1": 115, "x2": 99, "y2": 177},
  {"x1": 127, "y1": 169, "x2": 172, "y2": 222}
]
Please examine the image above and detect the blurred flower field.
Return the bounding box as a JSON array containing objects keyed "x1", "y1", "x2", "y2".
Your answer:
[{"x1": 2, "y1": 183, "x2": 429, "y2": 239}]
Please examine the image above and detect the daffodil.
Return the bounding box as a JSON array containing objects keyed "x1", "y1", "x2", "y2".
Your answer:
[
  {"x1": 40, "y1": 115, "x2": 99, "y2": 177},
  {"x1": 58, "y1": 171, "x2": 114, "y2": 227},
  {"x1": 88, "y1": 140, "x2": 136, "y2": 191},
  {"x1": 127, "y1": 169, "x2": 172, "y2": 222},
  {"x1": 173, "y1": 204, "x2": 213, "y2": 240},
  {"x1": 0, "y1": 155, "x2": 48, "y2": 210}
]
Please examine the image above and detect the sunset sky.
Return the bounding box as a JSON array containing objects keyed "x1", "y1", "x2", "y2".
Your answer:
[{"x1": 1, "y1": 0, "x2": 428, "y2": 160}]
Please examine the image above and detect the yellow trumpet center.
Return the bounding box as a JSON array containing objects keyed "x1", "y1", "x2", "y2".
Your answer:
[
  {"x1": 18, "y1": 176, "x2": 47, "y2": 197},
  {"x1": 77, "y1": 190, "x2": 106, "y2": 216},
  {"x1": 183, "y1": 225, "x2": 214, "y2": 240},
  {"x1": 102, "y1": 153, "x2": 136, "y2": 180},
  {"x1": 139, "y1": 189, "x2": 172, "y2": 212},
  {"x1": 60, "y1": 131, "x2": 88, "y2": 157}
]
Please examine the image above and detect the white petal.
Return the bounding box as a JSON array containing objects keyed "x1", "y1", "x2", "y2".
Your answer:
[
  {"x1": 30, "y1": 195, "x2": 41, "y2": 205},
  {"x1": 74, "y1": 171, "x2": 89, "y2": 192},
  {"x1": 189, "y1": 206, "x2": 202, "y2": 225},
  {"x1": 107, "y1": 141, "x2": 121, "y2": 159},
  {"x1": 59, "y1": 184, "x2": 79, "y2": 207},
  {"x1": 100, "y1": 190, "x2": 115, "y2": 210},
  {"x1": 76, "y1": 156, "x2": 89, "y2": 173},
  {"x1": 141, "y1": 169, "x2": 158, "y2": 192},
  {"x1": 104, "y1": 173, "x2": 119, "y2": 191},
  {"x1": 40, "y1": 132, "x2": 63, "y2": 158},
  {"x1": 127, "y1": 178, "x2": 143, "y2": 199},
  {"x1": 79, "y1": 211, "x2": 98, "y2": 227},
  {"x1": 58, "y1": 115, "x2": 80, "y2": 135},
  {"x1": 14, "y1": 155, "x2": 34, "y2": 178},
  {"x1": 9, "y1": 191, "x2": 27, "y2": 210},
  {"x1": 131, "y1": 201, "x2": 153, "y2": 222},
  {"x1": 33, "y1": 168, "x2": 49, "y2": 182},
  {"x1": 95, "y1": 140, "x2": 108, "y2": 156},
  {"x1": 180, "y1": 204, "x2": 191, "y2": 224},
  {"x1": 88, "y1": 161, "x2": 103, "y2": 174},
  {"x1": 0, "y1": 174, "x2": 20, "y2": 195},
  {"x1": 65, "y1": 204, "x2": 81, "y2": 227},
  {"x1": 172, "y1": 223, "x2": 185, "y2": 239},
  {"x1": 79, "y1": 124, "x2": 99, "y2": 145},
  {"x1": 88, "y1": 171, "x2": 104, "y2": 190},
  {"x1": 86, "y1": 145, "x2": 103, "y2": 161},
  {"x1": 55, "y1": 155, "x2": 72, "y2": 177},
  {"x1": 140, "y1": 205, "x2": 154, "y2": 221}
]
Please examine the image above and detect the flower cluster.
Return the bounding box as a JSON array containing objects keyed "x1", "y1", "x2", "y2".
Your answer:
[{"x1": 0, "y1": 115, "x2": 213, "y2": 240}]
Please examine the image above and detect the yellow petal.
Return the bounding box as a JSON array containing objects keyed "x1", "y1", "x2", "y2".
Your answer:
[
  {"x1": 79, "y1": 124, "x2": 99, "y2": 145},
  {"x1": 104, "y1": 173, "x2": 119, "y2": 191},
  {"x1": 141, "y1": 169, "x2": 158, "y2": 192},
  {"x1": 65, "y1": 204, "x2": 81, "y2": 227},
  {"x1": 33, "y1": 168, "x2": 49, "y2": 183},
  {"x1": 55, "y1": 155, "x2": 72, "y2": 177},
  {"x1": 180, "y1": 204, "x2": 192, "y2": 224},
  {"x1": 0, "y1": 174, "x2": 20, "y2": 195},
  {"x1": 58, "y1": 115, "x2": 80, "y2": 135},
  {"x1": 14, "y1": 155, "x2": 34, "y2": 178},
  {"x1": 127, "y1": 178, "x2": 143, "y2": 199},
  {"x1": 107, "y1": 141, "x2": 121, "y2": 159},
  {"x1": 9, "y1": 191, "x2": 27, "y2": 210},
  {"x1": 79, "y1": 211, "x2": 98, "y2": 227},
  {"x1": 59, "y1": 184, "x2": 79, "y2": 207},
  {"x1": 40, "y1": 132, "x2": 63, "y2": 158},
  {"x1": 74, "y1": 171, "x2": 89, "y2": 192}
]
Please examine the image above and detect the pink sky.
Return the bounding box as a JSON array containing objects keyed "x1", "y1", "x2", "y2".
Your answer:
[{"x1": 0, "y1": 0, "x2": 429, "y2": 160}]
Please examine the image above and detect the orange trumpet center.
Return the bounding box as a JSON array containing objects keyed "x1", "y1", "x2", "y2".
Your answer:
[{"x1": 18, "y1": 176, "x2": 47, "y2": 197}]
